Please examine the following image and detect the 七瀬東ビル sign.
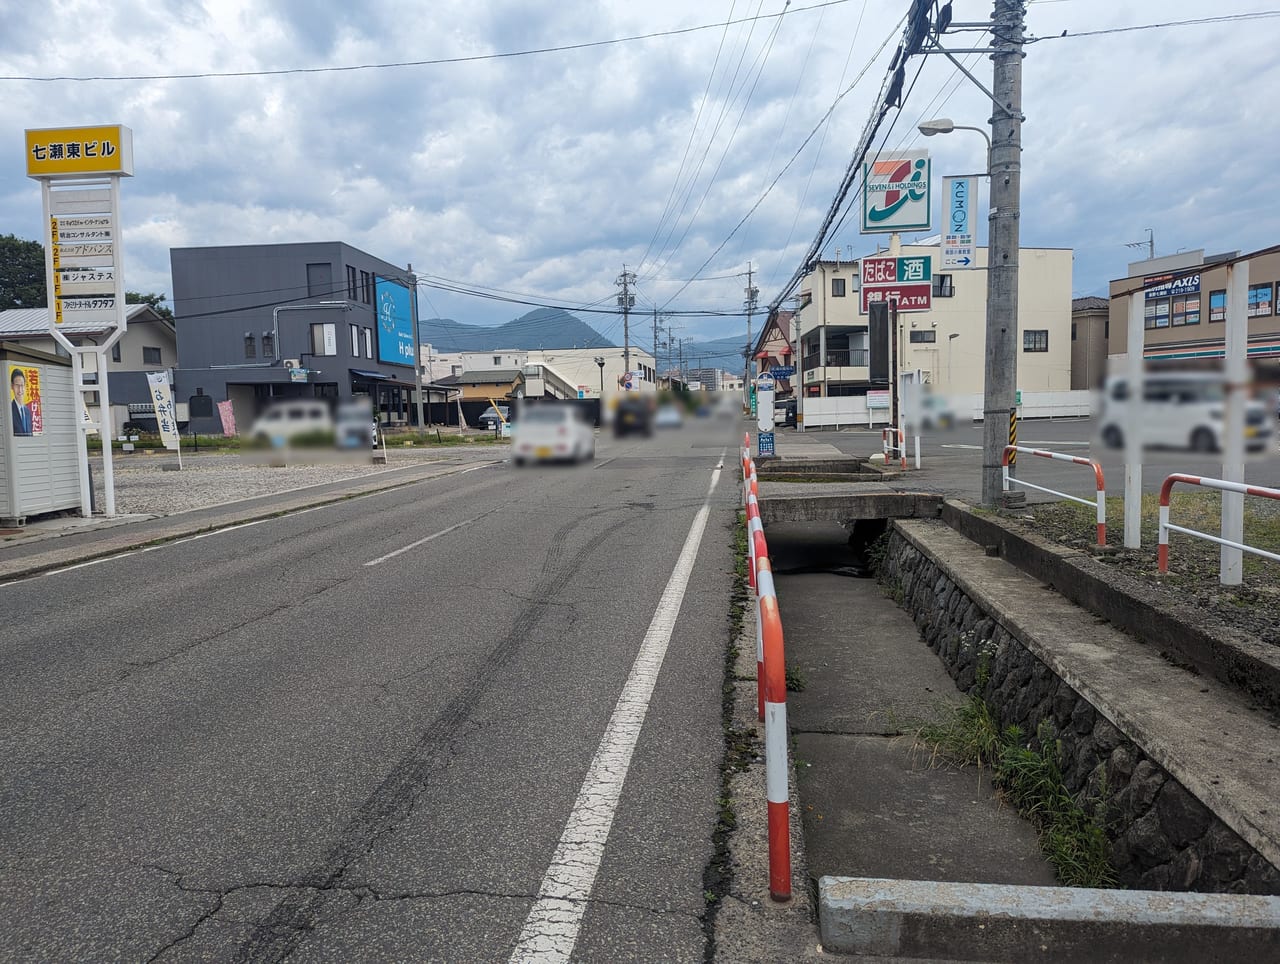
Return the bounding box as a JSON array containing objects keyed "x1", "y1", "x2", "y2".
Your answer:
[
  {"x1": 374, "y1": 276, "x2": 415, "y2": 366},
  {"x1": 26, "y1": 125, "x2": 134, "y2": 179},
  {"x1": 861, "y1": 150, "x2": 931, "y2": 233},
  {"x1": 860, "y1": 255, "x2": 933, "y2": 313}
]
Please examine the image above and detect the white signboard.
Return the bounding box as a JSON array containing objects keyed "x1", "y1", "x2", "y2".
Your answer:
[
  {"x1": 59, "y1": 268, "x2": 115, "y2": 296},
  {"x1": 862, "y1": 150, "x2": 932, "y2": 233},
  {"x1": 942, "y1": 176, "x2": 977, "y2": 269},
  {"x1": 146, "y1": 371, "x2": 181, "y2": 453}
]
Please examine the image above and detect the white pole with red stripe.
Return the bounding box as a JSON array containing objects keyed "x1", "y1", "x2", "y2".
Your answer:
[
  {"x1": 1158, "y1": 473, "x2": 1280, "y2": 575},
  {"x1": 755, "y1": 556, "x2": 791, "y2": 902}
]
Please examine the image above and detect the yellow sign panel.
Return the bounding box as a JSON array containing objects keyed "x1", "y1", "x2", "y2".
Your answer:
[{"x1": 26, "y1": 125, "x2": 134, "y2": 178}]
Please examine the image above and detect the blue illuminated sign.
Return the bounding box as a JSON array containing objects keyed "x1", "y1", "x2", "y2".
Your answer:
[{"x1": 374, "y1": 276, "x2": 415, "y2": 366}]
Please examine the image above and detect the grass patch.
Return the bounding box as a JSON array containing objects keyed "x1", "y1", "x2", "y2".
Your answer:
[
  {"x1": 1034, "y1": 490, "x2": 1280, "y2": 575},
  {"x1": 785, "y1": 662, "x2": 807, "y2": 692},
  {"x1": 915, "y1": 697, "x2": 1117, "y2": 888}
]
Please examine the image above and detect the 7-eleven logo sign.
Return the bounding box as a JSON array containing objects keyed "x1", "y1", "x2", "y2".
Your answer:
[{"x1": 862, "y1": 151, "x2": 931, "y2": 233}]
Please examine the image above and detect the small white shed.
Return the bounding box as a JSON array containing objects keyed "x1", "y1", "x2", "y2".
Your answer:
[{"x1": 1, "y1": 343, "x2": 81, "y2": 526}]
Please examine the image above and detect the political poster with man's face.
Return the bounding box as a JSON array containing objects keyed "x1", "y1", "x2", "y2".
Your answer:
[{"x1": 9, "y1": 364, "x2": 43, "y2": 437}]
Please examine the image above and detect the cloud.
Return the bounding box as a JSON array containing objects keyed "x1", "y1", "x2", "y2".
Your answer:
[{"x1": 1, "y1": 0, "x2": 1276, "y2": 343}]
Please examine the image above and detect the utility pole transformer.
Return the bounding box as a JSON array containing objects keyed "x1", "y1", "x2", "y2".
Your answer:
[
  {"x1": 980, "y1": 0, "x2": 1025, "y2": 506},
  {"x1": 617, "y1": 267, "x2": 636, "y2": 379}
]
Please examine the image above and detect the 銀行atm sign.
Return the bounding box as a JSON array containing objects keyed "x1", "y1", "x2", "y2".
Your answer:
[{"x1": 859, "y1": 255, "x2": 932, "y2": 313}]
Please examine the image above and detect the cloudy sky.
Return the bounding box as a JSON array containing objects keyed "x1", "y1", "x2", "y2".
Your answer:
[{"x1": 1, "y1": 0, "x2": 1277, "y2": 349}]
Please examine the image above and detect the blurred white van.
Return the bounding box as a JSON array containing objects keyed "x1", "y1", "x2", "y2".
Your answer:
[
  {"x1": 1098, "y1": 373, "x2": 1273, "y2": 453},
  {"x1": 250, "y1": 400, "x2": 333, "y2": 443}
]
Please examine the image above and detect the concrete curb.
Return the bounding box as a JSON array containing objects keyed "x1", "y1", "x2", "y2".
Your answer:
[
  {"x1": 819, "y1": 876, "x2": 1280, "y2": 962},
  {"x1": 712, "y1": 537, "x2": 825, "y2": 962},
  {"x1": 0, "y1": 459, "x2": 500, "y2": 583}
]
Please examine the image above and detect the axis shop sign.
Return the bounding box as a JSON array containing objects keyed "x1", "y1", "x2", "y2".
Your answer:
[{"x1": 860, "y1": 255, "x2": 933, "y2": 314}]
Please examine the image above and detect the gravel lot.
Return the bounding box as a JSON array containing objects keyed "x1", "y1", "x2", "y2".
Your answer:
[
  {"x1": 88, "y1": 445, "x2": 507, "y2": 517},
  {"x1": 1008, "y1": 493, "x2": 1280, "y2": 647}
]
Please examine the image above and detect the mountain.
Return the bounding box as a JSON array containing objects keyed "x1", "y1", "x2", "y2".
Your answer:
[
  {"x1": 418, "y1": 308, "x2": 616, "y2": 352},
  {"x1": 664, "y1": 334, "x2": 749, "y2": 372}
]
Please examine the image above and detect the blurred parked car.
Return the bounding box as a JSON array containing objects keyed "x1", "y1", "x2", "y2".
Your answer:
[
  {"x1": 512, "y1": 403, "x2": 594, "y2": 464},
  {"x1": 1098, "y1": 373, "x2": 1273, "y2": 453},
  {"x1": 336, "y1": 400, "x2": 376, "y2": 449},
  {"x1": 250, "y1": 400, "x2": 333, "y2": 444},
  {"x1": 655, "y1": 403, "x2": 684, "y2": 429},
  {"x1": 476, "y1": 405, "x2": 511, "y2": 432},
  {"x1": 773, "y1": 398, "x2": 796, "y2": 428}
]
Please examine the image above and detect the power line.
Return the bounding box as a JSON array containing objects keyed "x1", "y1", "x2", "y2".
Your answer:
[
  {"x1": 0, "y1": 0, "x2": 857, "y2": 83},
  {"x1": 659, "y1": 15, "x2": 903, "y2": 310},
  {"x1": 1027, "y1": 10, "x2": 1280, "y2": 42}
]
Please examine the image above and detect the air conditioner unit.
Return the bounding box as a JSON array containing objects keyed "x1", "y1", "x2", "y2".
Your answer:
[{"x1": 283, "y1": 358, "x2": 301, "y2": 369}]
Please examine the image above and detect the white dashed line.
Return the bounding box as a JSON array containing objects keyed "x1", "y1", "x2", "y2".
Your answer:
[{"x1": 509, "y1": 456, "x2": 724, "y2": 963}]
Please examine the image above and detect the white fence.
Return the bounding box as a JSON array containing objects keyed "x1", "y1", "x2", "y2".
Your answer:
[{"x1": 799, "y1": 390, "x2": 1093, "y2": 430}]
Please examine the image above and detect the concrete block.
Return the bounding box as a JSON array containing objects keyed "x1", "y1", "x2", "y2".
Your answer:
[{"x1": 819, "y1": 876, "x2": 1280, "y2": 962}]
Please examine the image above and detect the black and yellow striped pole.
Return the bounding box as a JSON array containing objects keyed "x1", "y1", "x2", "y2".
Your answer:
[{"x1": 1008, "y1": 408, "x2": 1018, "y2": 467}]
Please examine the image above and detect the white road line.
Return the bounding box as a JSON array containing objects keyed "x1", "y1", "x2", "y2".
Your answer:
[
  {"x1": 509, "y1": 460, "x2": 724, "y2": 963},
  {"x1": 362, "y1": 506, "x2": 502, "y2": 567},
  {"x1": 940, "y1": 443, "x2": 983, "y2": 450}
]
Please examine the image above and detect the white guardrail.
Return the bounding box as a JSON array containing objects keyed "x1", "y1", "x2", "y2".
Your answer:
[{"x1": 1002, "y1": 445, "x2": 1107, "y2": 546}]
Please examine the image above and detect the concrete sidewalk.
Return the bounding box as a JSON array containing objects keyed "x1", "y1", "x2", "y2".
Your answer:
[
  {"x1": 0, "y1": 458, "x2": 500, "y2": 581},
  {"x1": 766, "y1": 521, "x2": 1058, "y2": 890}
]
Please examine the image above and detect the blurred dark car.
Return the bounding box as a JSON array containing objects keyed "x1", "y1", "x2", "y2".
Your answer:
[{"x1": 614, "y1": 395, "x2": 653, "y2": 438}]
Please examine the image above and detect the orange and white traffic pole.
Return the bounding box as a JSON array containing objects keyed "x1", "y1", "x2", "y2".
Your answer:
[{"x1": 755, "y1": 555, "x2": 791, "y2": 902}]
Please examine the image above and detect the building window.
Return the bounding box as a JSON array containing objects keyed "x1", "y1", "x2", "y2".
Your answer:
[
  {"x1": 311, "y1": 322, "x2": 337, "y2": 356},
  {"x1": 243, "y1": 335, "x2": 256, "y2": 359},
  {"x1": 909, "y1": 329, "x2": 936, "y2": 343},
  {"x1": 360, "y1": 269, "x2": 373, "y2": 304},
  {"x1": 1104, "y1": 318, "x2": 1110, "y2": 339},
  {"x1": 1247, "y1": 283, "x2": 1274, "y2": 317},
  {"x1": 1144, "y1": 299, "x2": 1170, "y2": 330},
  {"x1": 1071, "y1": 322, "x2": 1077, "y2": 341},
  {"x1": 350, "y1": 323, "x2": 360, "y2": 356},
  {"x1": 346, "y1": 265, "x2": 358, "y2": 300},
  {"x1": 493, "y1": 355, "x2": 502, "y2": 365},
  {"x1": 363, "y1": 327, "x2": 373, "y2": 359},
  {"x1": 932, "y1": 274, "x2": 954, "y2": 297},
  {"x1": 831, "y1": 277, "x2": 846, "y2": 298},
  {"x1": 1209, "y1": 289, "x2": 1226, "y2": 323},
  {"x1": 261, "y1": 332, "x2": 275, "y2": 357},
  {"x1": 85, "y1": 391, "x2": 100, "y2": 406},
  {"x1": 306, "y1": 262, "x2": 333, "y2": 298},
  {"x1": 1171, "y1": 295, "x2": 1200, "y2": 326},
  {"x1": 144, "y1": 345, "x2": 163, "y2": 364},
  {"x1": 1022, "y1": 329, "x2": 1049, "y2": 352},
  {"x1": 111, "y1": 342, "x2": 121, "y2": 363}
]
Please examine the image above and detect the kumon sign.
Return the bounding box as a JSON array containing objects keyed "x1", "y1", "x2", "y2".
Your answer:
[{"x1": 861, "y1": 150, "x2": 932, "y2": 234}]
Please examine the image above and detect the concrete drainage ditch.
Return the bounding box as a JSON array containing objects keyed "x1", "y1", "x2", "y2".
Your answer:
[{"x1": 752, "y1": 480, "x2": 1280, "y2": 961}]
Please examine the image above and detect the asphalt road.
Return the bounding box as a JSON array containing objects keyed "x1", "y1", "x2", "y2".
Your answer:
[
  {"x1": 0, "y1": 416, "x2": 743, "y2": 962},
  {"x1": 802, "y1": 416, "x2": 1280, "y2": 504}
]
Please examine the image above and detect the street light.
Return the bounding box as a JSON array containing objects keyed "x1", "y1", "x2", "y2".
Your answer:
[
  {"x1": 917, "y1": 117, "x2": 991, "y2": 156},
  {"x1": 594, "y1": 356, "x2": 606, "y2": 427},
  {"x1": 919, "y1": 115, "x2": 1014, "y2": 506}
]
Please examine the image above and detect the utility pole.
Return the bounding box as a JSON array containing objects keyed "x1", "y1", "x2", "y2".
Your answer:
[
  {"x1": 979, "y1": 0, "x2": 1025, "y2": 506},
  {"x1": 408, "y1": 263, "x2": 426, "y2": 431},
  {"x1": 743, "y1": 262, "x2": 759, "y2": 398},
  {"x1": 617, "y1": 266, "x2": 636, "y2": 379}
]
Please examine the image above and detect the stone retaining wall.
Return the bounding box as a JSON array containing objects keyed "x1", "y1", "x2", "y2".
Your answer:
[{"x1": 881, "y1": 526, "x2": 1280, "y2": 895}]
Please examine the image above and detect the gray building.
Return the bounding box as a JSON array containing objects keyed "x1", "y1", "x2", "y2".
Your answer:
[{"x1": 171, "y1": 242, "x2": 421, "y2": 434}]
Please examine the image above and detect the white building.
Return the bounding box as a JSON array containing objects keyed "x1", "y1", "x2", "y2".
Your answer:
[{"x1": 795, "y1": 244, "x2": 1075, "y2": 425}]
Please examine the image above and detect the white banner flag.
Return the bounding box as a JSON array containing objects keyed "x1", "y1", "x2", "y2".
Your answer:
[{"x1": 145, "y1": 371, "x2": 181, "y2": 452}]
